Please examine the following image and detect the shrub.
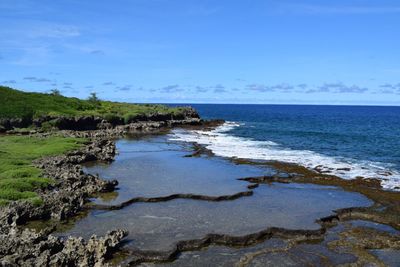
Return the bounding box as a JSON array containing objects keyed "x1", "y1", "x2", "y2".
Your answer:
[
  {"x1": 41, "y1": 121, "x2": 54, "y2": 131},
  {"x1": 49, "y1": 89, "x2": 61, "y2": 96},
  {"x1": 104, "y1": 113, "x2": 123, "y2": 125},
  {"x1": 123, "y1": 113, "x2": 139, "y2": 124},
  {"x1": 88, "y1": 92, "x2": 100, "y2": 103},
  {"x1": 20, "y1": 106, "x2": 34, "y2": 123}
]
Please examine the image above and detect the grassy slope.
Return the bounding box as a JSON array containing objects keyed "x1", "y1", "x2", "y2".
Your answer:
[
  {"x1": 0, "y1": 86, "x2": 191, "y2": 206},
  {"x1": 0, "y1": 86, "x2": 187, "y2": 120},
  {"x1": 0, "y1": 136, "x2": 85, "y2": 206}
]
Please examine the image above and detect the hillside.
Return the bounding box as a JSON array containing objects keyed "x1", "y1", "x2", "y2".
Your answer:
[{"x1": 0, "y1": 86, "x2": 193, "y2": 121}]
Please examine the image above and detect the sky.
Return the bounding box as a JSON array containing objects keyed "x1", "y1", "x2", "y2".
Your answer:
[{"x1": 0, "y1": 0, "x2": 400, "y2": 105}]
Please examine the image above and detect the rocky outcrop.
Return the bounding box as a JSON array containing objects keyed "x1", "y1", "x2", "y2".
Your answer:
[
  {"x1": 0, "y1": 137, "x2": 126, "y2": 266},
  {"x1": 0, "y1": 118, "x2": 32, "y2": 131},
  {"x1": 49, "y1": 119, "x2": 215, "y2": 140},
  {"x1": 0, "y1": 227, "x2": 127, "y2": 267},
  {"x1": 0, "y1": 138, "x2": 118, "y2": 226}
]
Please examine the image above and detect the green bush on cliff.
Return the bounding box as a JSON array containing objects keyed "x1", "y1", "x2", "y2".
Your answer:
[
  {"x1": 0, "y1": 135, "x2": 85, "y2": 206},
  {"x1": 103, "y1": 113, "x2": 123, "y2": 125},
  {"x1": 123, "y1": 113, "x2": 140, "y2": 124}
]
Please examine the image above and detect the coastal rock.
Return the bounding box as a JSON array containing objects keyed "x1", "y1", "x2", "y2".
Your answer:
[
  {"x1": 52, "y1": 116, "x2": 103, "y2": 131},
  {"x1": 0, "y1": 118, "x2": 32, "y2": 130},
  {"x1": 57, "y1": 119, "x2": 203, "y2": 139},
  {"x1": 50, "y1": 229, "x2": 128, "y2": 267},
  {"x1": 0, "y1": 137, "x2": 118, "y2": 228},
  {"x1": 0, "y1": 227, "x2": 127, "y2": 267}
]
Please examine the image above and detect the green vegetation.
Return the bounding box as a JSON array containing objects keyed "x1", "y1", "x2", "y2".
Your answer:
[
  {"x1": 0, "y1": 86, "x2": 188, "y2": 120},
  {"x1": 49, "y1": 89, "x2": 61, "y2": 96},
  {"x1": 0, "y1": 86, "x2": 194, "y2": 205},
  {"x1": 87, "y1": 92, "x2": 100, "y2": 104},
  {"x1": 0, "y1": 135, "x2": 85, "y2": 206}
]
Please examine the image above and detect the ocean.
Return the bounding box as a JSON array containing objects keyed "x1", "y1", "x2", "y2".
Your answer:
[{"x1": 169, "y1": 104, "x2": 400, "y2": 190}]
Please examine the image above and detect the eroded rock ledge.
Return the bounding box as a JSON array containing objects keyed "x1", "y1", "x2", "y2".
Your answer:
[{"x1": 89, "y1": 190, "x2": 254, "y2": 211}]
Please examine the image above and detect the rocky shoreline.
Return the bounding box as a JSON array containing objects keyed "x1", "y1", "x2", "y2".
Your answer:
[
  {"x1": 1, "y1": 115, "x2": 399, "y2": 266},
  {"x1": 0, "y1": 137, "x2": 122, "y2": 266},
  {"x1": 0, "y1": 115, "x2": 204, "y2": 266}
]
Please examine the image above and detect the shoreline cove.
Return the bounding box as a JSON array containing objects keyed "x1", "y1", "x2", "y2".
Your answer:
[{"x1": 0, "y1": 119, "x2": 399, "y2": 266}]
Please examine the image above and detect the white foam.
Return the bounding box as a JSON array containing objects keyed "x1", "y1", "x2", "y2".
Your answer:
[{"x1": 169, "y1": 122, "x2": 400, "y2": 191}]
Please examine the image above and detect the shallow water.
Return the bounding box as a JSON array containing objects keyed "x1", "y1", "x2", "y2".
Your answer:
[
  {"x1": 61, "y1": 182, "x2": 371, "y2": 251},
  {"x1": 138, "y1": 238, "x2": 291, "y2": 267},
  {"x1": 143, "y1": 220, "x2": 399, "y2": 267},
  {"x1": 85, "y1": 136, "x2": 270, "y2": 205},
  {"x1": 370, "y1": 249, "x2": 400, "y2": 267},
  {"x1": 60, "y1": 136, "x2": 373, "y2": 252}
]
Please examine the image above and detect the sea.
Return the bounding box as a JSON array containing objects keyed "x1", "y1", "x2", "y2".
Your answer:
[{"x1": 168, "y1": 104, "x2": 400, "y2": 190}]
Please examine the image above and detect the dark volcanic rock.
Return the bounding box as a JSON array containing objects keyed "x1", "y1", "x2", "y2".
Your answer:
[
  {"x1": 0, "y1": 227, "x2": 127, "y2": 267},
  {"x1": 0, "y1": 118, "x2": 32, "y2": 131},
  {"x1": 52, "y1": 116, "x2": 103, "y2": 131}
]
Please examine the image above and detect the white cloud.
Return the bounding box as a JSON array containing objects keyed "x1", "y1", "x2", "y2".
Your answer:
[
  {"x1": 278, "y1": 4, "x2": 400, "y2": 15},
  {"x1": 29, "y1": 25, "x2": 80, "y2": 38}
]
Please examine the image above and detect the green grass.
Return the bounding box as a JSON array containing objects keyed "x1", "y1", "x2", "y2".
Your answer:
[
  {"x1": 0, "y1": 135, "x2": 85, "y2": 206},
  {"x1": 0, "y1": 86, "x2": 189, "y2": 120}
]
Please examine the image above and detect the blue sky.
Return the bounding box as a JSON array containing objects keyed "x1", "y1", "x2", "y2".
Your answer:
[{"x1": 1, "y1": 0, "x2": 400, "y2": 105}]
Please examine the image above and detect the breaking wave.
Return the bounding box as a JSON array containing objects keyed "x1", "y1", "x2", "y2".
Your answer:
[{"x1": 169, "y1": 122, "x2": 400, "y2": 191}]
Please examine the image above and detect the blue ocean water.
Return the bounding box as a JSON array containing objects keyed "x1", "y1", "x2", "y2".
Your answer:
[{"x1": 170, "y1": 104, "x2": 400, "y2": 190}]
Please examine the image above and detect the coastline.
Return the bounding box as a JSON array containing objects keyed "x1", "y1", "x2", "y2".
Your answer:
[
  {"x1": 78, "y1": 132, "x2": 400, "y2": 266},
  {"x1": 0, "y1": 117, "x2": 399, "y2": 266},
  {"x1": 0, "y1": 116, "x2": 203, "y2": 266}
]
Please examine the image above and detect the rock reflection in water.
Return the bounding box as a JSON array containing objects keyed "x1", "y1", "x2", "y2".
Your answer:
[{"x1": 60, "y1": 182, "x2": 372, "y2": 251}]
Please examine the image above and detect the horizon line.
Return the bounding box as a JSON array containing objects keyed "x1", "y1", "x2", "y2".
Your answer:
[{"x1": 147, "y1": 102, "x2": 400, "y2": 108}]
